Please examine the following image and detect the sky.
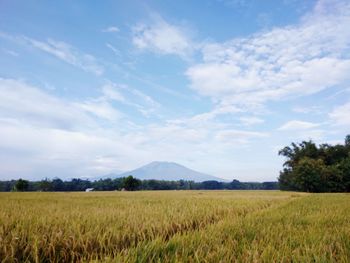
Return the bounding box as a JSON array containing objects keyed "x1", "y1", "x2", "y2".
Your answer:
[{"x1": 0, "y1": 0, "x2": 349, "y2": 181}]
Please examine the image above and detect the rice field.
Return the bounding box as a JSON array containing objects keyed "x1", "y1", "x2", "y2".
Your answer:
[{"x1": 0, "y1": 191, "x2": 349, "y2": 262}]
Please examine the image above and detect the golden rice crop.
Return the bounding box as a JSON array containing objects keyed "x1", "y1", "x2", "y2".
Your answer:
[{"x1": 0, "y1": 191, "x2": 349, "y2": 262}]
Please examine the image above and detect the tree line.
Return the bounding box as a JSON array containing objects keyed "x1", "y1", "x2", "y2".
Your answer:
[
  {"x1": 0, "y1": 176, "x2": 278, "y2": 192},
  {"x1": 279, "y1": 135, "x2": 350, "y2": 192}
]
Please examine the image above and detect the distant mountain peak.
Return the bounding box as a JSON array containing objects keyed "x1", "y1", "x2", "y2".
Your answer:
[
  {"x1": 115, "y1": 161, "x2": 226, "y2": 182},
  {"x1": 147, "y1": 161, "x2": 180, "y2": 166}
]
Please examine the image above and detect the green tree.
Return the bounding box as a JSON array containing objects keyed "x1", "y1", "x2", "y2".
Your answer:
[
  {"x1": 278, "y1": 135, "x2": 350, "y2": 192},
  {"x1": 279, "y1": 140, "x2": 319, "y2": 169},
  {"x1": 229, "y1": 179, "x2": 244, "y2": 190},
  {"x1": 14, "y1": 179, "x2": 29, "y2": 192},
  {"x1": 278, "y1": 168, "x2": 296, "y2": 191},
  {"x1": 39, "y1": 178, "x2": 52, "y2": 191},
  {"x1": 122, "y1": 176, "x2": 141, "y2": 191},
  {"x1": 345, "y1": 135, "x2": 350, "y2": 147},
  {"x1": 293, "y1": 158, "x2": 325, "y2": 192},
  {"x1": 322, "y1": 165, "x2": 343, "y2": 192},
  {"x1": 51, "y1": 178, "x2": 65, "y2": 191},
  {"x1": 338, "y1": 158, "x2": 350, "y2": 191}
]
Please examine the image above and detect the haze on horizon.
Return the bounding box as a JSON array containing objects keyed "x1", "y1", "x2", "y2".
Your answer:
[{"x1": 0, "y1": 0, "x2": 349, "y2": 182}]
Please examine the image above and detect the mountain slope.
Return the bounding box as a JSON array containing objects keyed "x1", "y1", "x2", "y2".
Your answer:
[{"x1": 115, "y1": 161, "x2": 226, "y2": 182}]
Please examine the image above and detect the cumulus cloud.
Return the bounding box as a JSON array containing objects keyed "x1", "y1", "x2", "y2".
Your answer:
[
  {"x1": 0, "y1": 119, "x2": 143, "y2": 180},
  {"x1": 0, "y1": 78, "x2": 94, "y2": 130},
  {"x1": 132, "y1": 15, "x2": 193, "y2": 57},
  {"x1": 0, "y1": 78, "x2": 277, "y2": 180},
  {"x1": 186, "y1": 0, "x2": 350, "y2": 109},
  {"x1": 0, "y1": 78, "x2": 140, "y2": 179},
  {"x1": 0, "y1": 79, "x2": 163, "y2": 178},
  {"x1": 3, "y1": 1, "x2": 348, "y2": 181}
]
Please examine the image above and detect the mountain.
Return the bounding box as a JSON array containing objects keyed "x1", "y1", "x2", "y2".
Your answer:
[{"x1": 114, "y1": 161, "x2": 226, "y2": 182}]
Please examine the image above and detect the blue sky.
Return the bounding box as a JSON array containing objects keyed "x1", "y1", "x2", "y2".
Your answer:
[{"x1": 0, "y1": 0, "x2": 349, "y2": 181}]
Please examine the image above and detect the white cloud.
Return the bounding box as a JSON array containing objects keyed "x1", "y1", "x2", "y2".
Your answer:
[
  {"x1": 329, "y1": 102, "x2": 350, "y2": 126},
  {"x1": 186, "y1": 0, "x2": 350, "y2": 109},
  {"x1": 217, "y1": 0, "x2": 251, "y2": 9},
  {"x1": 0, "y1": 78, "x2": 93, "y2": 129},
  {"x1": 102, "y1": 26, "x2": 120, "y2": 33},
  {"x1": 129, "y1": 88, "x2": 161, "y2": 117},
  {"x1": 106, "y1": 43, "x2": 121, "y2": 57},
  {"x1": 2, "y1": 48, "x2": 19, "y2": 57},
  {"x1": 132, "y1": 15, "x2": 192, "y2": 57},
  {"x1": 148, "y1": 123, "x2": 207, "y2": 143},
  {"x1": 74, "y1": 100, "x2": 122, "y2": 121},
  {"x1": 3, "y1": 1, "x2": 349, "y2": 182},
  {"x1": 0, "y1": 78, "x2": 277, "y2": 181},
  {"x1": 169, "y1": 104, "x2": 244, "y2": 126},
  {"x1": 25, "y1": 37, "x2": 104, "y2": 75},
  {"x1": 0, "y1": 119, "x2": 144, "y2": 180},
  {"x1": 239, "y1": 116, "x2": 264, "y2": 126},
  {"x1": 0, "y1": 78, "x2": 152, "y2": 179},
  {"x1": 101, "y1": 83, "x2": 126, "y2": 102},
  {"x1": 303, "y1": 129, "x2": 325, "y2": 141},
  {"x1": 0, "y1": 32, "x2": 104, "y2": 75},
  {"x1": 215, "y1": 129, "x2": 268, "y2": 144},
  {"x1": 292, "y1": 106, "x2": 322, "y2": 114},
  {"x1": 100, "y1": 82, "x2": 161, "y2": 117},
  {"x1": 278, "y1": 120, "x2": 320, "y2": 131}
]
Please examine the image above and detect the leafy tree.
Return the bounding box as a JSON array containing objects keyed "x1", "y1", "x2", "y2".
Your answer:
[
  {"x1": 201, "y1": 180, "x2": 223, "y2": 190},
  {"x1": 261, "y1": 181, "x2": 279, "y2": 190},
  {"x1": 14, "y1": 179, "x2": 29, "y2": 192},
  {"x1": 66, "y1": 179, "x2": 91, "y2": 191},
  {"x1": 122, "y1": 176, "x2": 141, "y2": 191},
  {"x1": 279, "y1": 135, "x2": 350, "y2": 192},
  {"x1": 0, "y1": 177, "x2": 280, "y2": 192},
  {"x1": 345, "y1": 135, "x2": 350, "y2": 147},
  {"x1": 279, "y1": 140, "x2": 319, "y2": 168},
  {"x1": 293, "y1": 158, "x2": 325, "y2": 192},
  {"x1": 39, "y1": 178, "x2": 52, "y2": 191},
  {"x1": 228, "y1": 179, "x2": 244, "y2": 190},
  {"x1": 51, "y1": 178, "x2": 65, "y2": 191},
  {"x1": 320, "y1": 144, "x2": 348, "y2": 165},
  {"x1": 278, "y1": 168, "x2": 295, "y2": 191},
  {"x1": 0, "y1": 180, "x2": 16, "y2": 191},
  {"x1": 338, "y1": 158, "x2": 350, "y2": 191},
  {"x1": 322, "y1": 165, "x2": 343, "y2": 192}
]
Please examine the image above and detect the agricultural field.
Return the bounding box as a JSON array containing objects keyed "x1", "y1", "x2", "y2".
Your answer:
[{"x1": 0, "y1": 191, "x2": 349, "y2": 262}]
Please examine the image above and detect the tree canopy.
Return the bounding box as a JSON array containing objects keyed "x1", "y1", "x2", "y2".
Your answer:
[
  {"x1": 14, "y1": 179, "x2": 29, "y2": 192},
  {"x1": 122, "y1": 176, "x2": 141, "y2": 191},
  {"x1": 278, "y1": 135, "x2": 350, "y2": 192},
  {"x1": 0, "y1": 177, "x2": 278, "y2": 192}
]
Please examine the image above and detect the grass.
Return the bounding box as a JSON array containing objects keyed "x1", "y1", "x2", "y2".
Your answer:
[{"x1": 0, "y1": 191, "x2": 349, "y2": 262}]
